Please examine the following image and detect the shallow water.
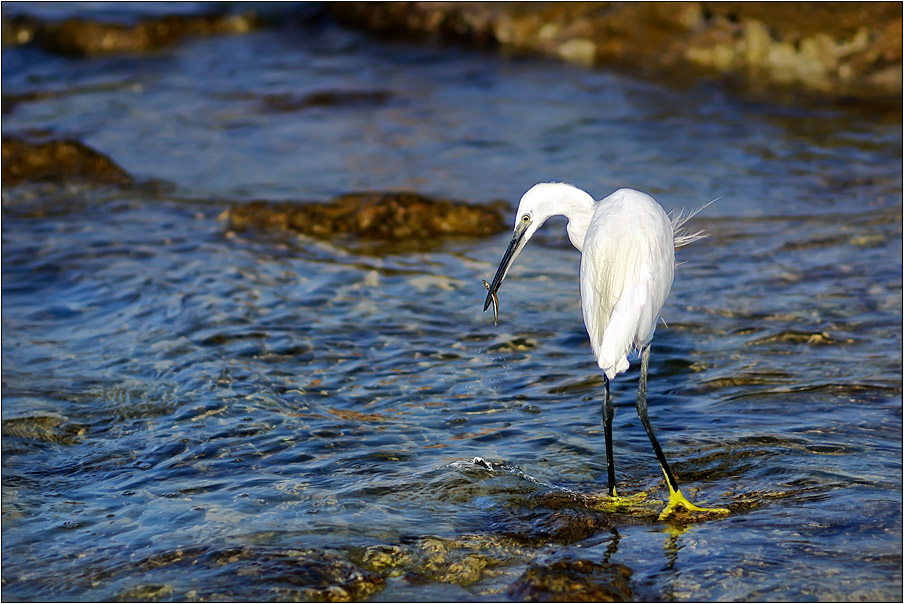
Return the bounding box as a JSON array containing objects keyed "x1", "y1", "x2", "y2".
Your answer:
[{"x1": 2, "y1": 4, "x2": 902, "y2": 601}]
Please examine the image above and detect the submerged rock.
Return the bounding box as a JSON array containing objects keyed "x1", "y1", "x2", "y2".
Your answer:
[
  {"x1": 109, "y1": 546, "x2": 386, "y2": 602},
  {"x1": 488, "y1": 493, "x2": 616, "y2": 546},
  {"x1": 1, "y1": 414, "x2": 85, "y2": 444},
  {"x1": 3, "y1": 11, "x2": 258, "y2": 56},
  {"x1": 329, "y1": 2, "x2": 902, "y2": 100},
  {"x1": 2, "y1": 136, "x2": 132, "y2": 187},
  {"x1": 507, "y1": 557, "x2": 633, "y2": 602},
  {"x1": 226, "y1": 191, "x2": 507, "y2": 241},
  {"x1": 116, "y1": 584, "x2": 174, "y2": 601}
]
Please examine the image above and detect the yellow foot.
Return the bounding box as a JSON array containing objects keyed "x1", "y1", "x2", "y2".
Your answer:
[{"x1": 659, "y1": 487, "x2": 729, "y2": 520}]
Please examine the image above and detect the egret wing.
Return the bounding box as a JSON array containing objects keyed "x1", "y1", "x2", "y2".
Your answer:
[
  {"x1": 581, "y1": 231, "x2": 646, "y2": 378},
  {"x1": 579, "y1": 192, "x2": 675, "y2": 379}
]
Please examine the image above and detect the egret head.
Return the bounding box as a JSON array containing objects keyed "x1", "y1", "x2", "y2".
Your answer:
[{"x1": 482, "y1": 184, "x2": 557, "y2": 312}]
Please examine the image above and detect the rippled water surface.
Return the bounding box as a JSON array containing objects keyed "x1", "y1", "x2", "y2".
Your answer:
[{"x1": 3, "y1": 4, "x2": 902, "y2": 601}]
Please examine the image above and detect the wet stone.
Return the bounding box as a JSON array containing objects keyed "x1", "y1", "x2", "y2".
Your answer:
[
  {"x1": 2, "y1": 136, "x2": 132, "y2": 187},
  {"x1": 3, "y1": 12, "x2": 258, "y2": 56},
  {"x1": 226, "y1": 191, "x2": 507, "y2": 241},
  {"x1": 507, "y1": 557, "x2": 633, "y2": 602}
]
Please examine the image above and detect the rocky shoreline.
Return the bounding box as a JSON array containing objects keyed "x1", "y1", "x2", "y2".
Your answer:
[
  {"x1": 3, "y1": 3, "x2": 899, "y2": 102},
  {"x1": 328, "y1": 2, "x2": 901, "y2": 102}
]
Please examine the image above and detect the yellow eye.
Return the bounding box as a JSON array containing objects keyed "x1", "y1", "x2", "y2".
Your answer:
[{"x1": 521, "y1": 214, "x2": 530, "y2": 223}]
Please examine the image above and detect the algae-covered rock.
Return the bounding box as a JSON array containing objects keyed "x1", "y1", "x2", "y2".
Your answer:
[
  {"x1": 416, "y1": 537, "x2": 489, "y2": 585},
  {"x1": 360, "y1": 544, "x2": 414, "y2": 577},
  {"x1": 2, "y1": 136, "x2": 133, "y2": 187},
  {"x1": 507, "y1": 557, "x2": 633, "y2": 602},
  {"x1": 226, "y1": 191, "x2": 507, "y2": 241},
  {"x1": 3, "y1": 11, "x2": 258, "y2": 56},
  {"x1": 355, "y1": 534, "x2": 530, "y2": 587}
]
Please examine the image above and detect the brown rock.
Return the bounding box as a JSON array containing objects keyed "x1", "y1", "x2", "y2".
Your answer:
[
  {"x1": 2, "y1": 136, "x2": 132, "y2": 186},
  {"x1": 227, "y1": 191, "x2": 507, "y2": 241},
  {"x1": 329, "y1": 1, "x2": 499, "y2": 45}
]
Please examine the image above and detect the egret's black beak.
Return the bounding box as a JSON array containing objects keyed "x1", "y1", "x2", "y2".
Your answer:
[{"x1": 483, "y1": 227, "x2": 526, "y2": 312}]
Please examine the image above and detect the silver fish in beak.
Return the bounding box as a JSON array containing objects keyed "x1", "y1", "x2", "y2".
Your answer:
[
  {"x1": 482, "y1": 279, "x2": 499, "y2": 325},
  {"x1": 483, "y1": 218, "x2": 530, "y2": 316}
]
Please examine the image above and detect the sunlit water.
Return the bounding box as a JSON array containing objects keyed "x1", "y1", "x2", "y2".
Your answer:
[{"x1": 2, "y1": 4, "x2": 902, "y2": 601}]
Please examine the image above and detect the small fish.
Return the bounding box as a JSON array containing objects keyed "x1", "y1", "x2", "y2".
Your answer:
[{"x1": 482, "y1": 279, "x2": 499, "y2": 326}]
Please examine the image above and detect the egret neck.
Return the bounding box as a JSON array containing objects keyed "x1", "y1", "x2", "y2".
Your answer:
[
  {"x1": 528, "y1": 182, "x2": 596, "y2": 252},
  {"x1": 483, "y1": 183, "x2": 595, "y2": 311}
]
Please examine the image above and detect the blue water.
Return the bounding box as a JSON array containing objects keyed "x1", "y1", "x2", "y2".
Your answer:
[{"x1": 2, "y1": 4, "x2": 901, "y2": 601}]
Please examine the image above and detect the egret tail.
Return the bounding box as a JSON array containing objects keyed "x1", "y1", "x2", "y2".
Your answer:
[{"x1": 670, "y1": 197, "x2": 718, "y2": 249}]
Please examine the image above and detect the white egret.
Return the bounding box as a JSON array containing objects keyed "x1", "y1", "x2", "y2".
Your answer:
[{"x1": 483, "y1": 182, "x2": 726, "y2": 519}]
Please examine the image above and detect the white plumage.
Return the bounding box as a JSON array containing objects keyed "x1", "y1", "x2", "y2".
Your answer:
[
  {"x1": 580, "y1": 188, "x2": 675, "y2": 379},
  {"x1": 482, "y1": 182, "x2": 725, "y2": 518}
]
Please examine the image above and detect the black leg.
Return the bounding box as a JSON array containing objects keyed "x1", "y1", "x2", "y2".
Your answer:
[
  {"x1": 634, "y1": 345, "x2": 681, "y2": 494},
  {"x1": 602, "y1": 376, "x2": 616, "y2": 496},
  {"x1": 634, "y1": 345, "x2": 729, "y2": 518}
]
